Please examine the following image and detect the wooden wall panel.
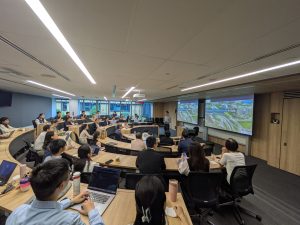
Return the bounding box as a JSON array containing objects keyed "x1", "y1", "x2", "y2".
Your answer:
[
  {"x1": 267, "y1": 92, "x2": 284, "y2": 168},
  {"x1": 153, "y1": 102, "x2": 164, "y2": 118},
  {"x1": 250, "y1": 94, "x2": 270, "y2": 160},
  {"x1": 208, "y1": 135, "x2": 246, "y2": 153}
]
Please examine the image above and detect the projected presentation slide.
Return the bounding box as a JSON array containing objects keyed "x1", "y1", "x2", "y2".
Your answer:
[
  {"x1": 177, "y1": 100, "x2": 199, "y2": 124},
  {"x1": 205, "y1": 95, "x2": 254, "y2": 135}
]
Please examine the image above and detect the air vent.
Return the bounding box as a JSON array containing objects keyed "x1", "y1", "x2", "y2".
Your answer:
[
  {"x1": 0, "y1": 35, "x2": 70, "y2": 81},
  {"x1": 166, "y1": 85, "x2": 178, "y2": 90},
  {"x1": 0, "y1": 67, "x2": 31, "y2": 77},
  {"x1": 284, "y1": 91, "x2": 300, "y2": 99},
  {"x1": 40, "y1": 74, "x2": 56, "y2": 78}
]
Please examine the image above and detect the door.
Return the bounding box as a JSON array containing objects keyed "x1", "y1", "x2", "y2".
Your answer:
[{"x1": 280, "y1": 98, "x2": 300, "y2": 175}]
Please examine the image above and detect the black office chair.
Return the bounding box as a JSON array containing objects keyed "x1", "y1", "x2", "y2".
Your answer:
[
  {"x1": 182, "y1": 172, "x2": 223, "y2": 225},
  {"x1": 32, "y1": 120, "x2": 37, "y2": 129},
  {"x1": 125, "y1": 173, "x2": 167, "y2": 191},
  {"x1": 108, "y1": 133, "x2": 121, "y2": 141},
  {"x1": 203, "y1": 145, "x2": 214, "y2": 156},
  {"x1": 117, "y1": 148, "x2": 130, "y2": 155},
  {"x1": 219, "y1": 165, "x2": 262, "y2": 225},
  {"x1": 104, "y1": 144, "x2": 118, "y2": 153},
  {"x1": 80, "y1": 172, "x2": 92, "y2": 184}
]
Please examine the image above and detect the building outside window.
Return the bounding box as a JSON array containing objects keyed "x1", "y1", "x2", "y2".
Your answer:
[{"x1": 55, "y1": 99, "x2": 69, "y2": 116}]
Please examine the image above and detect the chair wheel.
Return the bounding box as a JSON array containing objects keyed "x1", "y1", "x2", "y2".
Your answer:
[{"x1": 256, "y1": 215, "x2": 262, "y2": 221}]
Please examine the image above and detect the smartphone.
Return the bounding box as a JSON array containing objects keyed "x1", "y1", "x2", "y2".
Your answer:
[{"x1": 105, "y1": 159, "x2": 113, "y2": 165}]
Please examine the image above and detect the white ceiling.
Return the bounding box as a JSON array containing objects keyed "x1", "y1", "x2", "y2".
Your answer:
[{"x1": 0, "y1": 0, "x2": 300, "y2": 100}]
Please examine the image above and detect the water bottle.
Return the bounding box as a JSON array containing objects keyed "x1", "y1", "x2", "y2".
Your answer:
[{"x1": 72, "y1": 172, "x2": 81, "y2": 196}]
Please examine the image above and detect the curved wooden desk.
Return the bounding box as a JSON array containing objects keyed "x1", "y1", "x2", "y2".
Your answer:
[
  {"x1": 0, "y1": 130, "x2": 193, "y2": 225},
  {"x1": 0, "y1": 129, "x2": 34, "y2": 212}
]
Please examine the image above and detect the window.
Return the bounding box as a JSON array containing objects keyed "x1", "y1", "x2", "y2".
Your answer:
[
  {"x1": 109, "y1": 101, "x2": 121, "y2": 116},
  {"x1": 55, "y1": 99, "x2": 69, "y2": 116},
  {"x1": 98, "y1": 101, "x2": 109, "y2": 115},
  {"x1": 131, "y1": 102, "x2": 143, "y2": 118},
  {"x1": 142, "y1": 102, "x2": 153, "y2": 119},
  {"x1": 120, "y1": 101, "x2": 131, "y2": 117},
  {"x1": 79, "y1": 100, "x2": 97, "y2": 115}
]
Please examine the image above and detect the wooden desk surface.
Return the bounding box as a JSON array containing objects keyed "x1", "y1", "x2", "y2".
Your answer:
[
  {"x1": 65, "y1": 148, "x2": 221, "y2": 171},
  {"x1": 65, "y1": 185, "x2": 193, "y2": 225},
  {"x1": 0, "y1": 129, "x2": 34, "y2": 212}
]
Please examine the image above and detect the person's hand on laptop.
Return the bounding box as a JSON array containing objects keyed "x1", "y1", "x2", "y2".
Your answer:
[
  {"x1": 79, "y1": 198, "x2": 95, "y2": 215},
  {"x1": 71, "y1": 190, "x2": 89, "y2": 205}
]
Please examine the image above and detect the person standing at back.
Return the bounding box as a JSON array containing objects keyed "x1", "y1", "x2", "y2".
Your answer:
[
  {"x1": 136, "y1": 136, "x2": 166, "y2": 174},
  {"x1": 219, "y1": 138, "x2": 245, "y2": 183},
  {"x1": 163, "y1": 111, "x2": 171, "y2": 131},
  {"x1": 6, "y1": 158, "x2": 104, "y2": 225}
]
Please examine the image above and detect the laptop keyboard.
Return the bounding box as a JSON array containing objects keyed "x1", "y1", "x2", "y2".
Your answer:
[{"x1": 90, "y1": 192, "x2": 110, "y2": 204}]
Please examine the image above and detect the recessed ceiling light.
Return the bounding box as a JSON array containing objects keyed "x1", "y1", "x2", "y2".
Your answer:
[
  {"x1": 52, "y1": 94, "x2": 71, "y2": 99},
  {"x1": 122, "y1": 87, "x2": 135, "y2": 98},
  {"x1": 27, "y1": 80, "x2": 75, "y2": 96},
  {"x1": 25, "y1": 0, "x2": 96, "y2": 84},
  {"x1": 137, "y1": 99, "x2": 147, "y2": 102},
  {"x1": 181, "y1": 59, "x2": 300, "y2": 91}
]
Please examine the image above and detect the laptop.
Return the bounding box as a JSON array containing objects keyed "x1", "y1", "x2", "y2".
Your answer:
[
  {"x1": 0, "y1": 160, "x2": 17, "y2": 186},
  {"x1": 72, "y1": 166, "x2": 121, "y2": 215}
]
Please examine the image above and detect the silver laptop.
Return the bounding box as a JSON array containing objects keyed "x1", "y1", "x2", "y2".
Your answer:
[{"x1": 72, "y1": 166, "x2": 121, "y2": 215}]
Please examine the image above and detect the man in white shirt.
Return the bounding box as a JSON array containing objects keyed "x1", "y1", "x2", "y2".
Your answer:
[
  {"x1": 131, "y1": 132, "x2": 146, "y2": 151},
  {"x1": 219, "y1": 138, "x2": 245, "y2": 183},
  {"x1": 34, "y1": 125, "x2": 51, "y2": 155},
  {"x1": 44, "y1": 139, "x2": 67, "y2": 162},
  {"x1": 163, "y1": 111, "x2": 171, "y2": 131}
]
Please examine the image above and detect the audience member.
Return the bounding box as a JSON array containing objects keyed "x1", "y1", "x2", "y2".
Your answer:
[
  {"x1": 159, "y1": 130, "x2": 174, "y2": 146},
  {"x1": 74, "y1": 144, "x2": 99, "y2": 173},
  {"x1": 6, "y1": 158, "x2": 104, "y2": 225},
  {"x1": 79, "y1": 124, "x2": 93, "y2": 145},
  {"x1": 44, "y1": 139, "x2": 67, "y2": 162},
  {"x1": 35, "y1": 113, "x2": 47, "y2": 125},
  {"x1": 219, "y1": 138, "x2": 245, "y2": 183},
  {"x1": 178, "y1": 129, "x2": 193, "y2": 155},
  {"x1": 131, "y1": 132, "x2": 146, "y2": 151},
  {"x1": 136, "y1": 136, "x2": 166, "y2": 174}
]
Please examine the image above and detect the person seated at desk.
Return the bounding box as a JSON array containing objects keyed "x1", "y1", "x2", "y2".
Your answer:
[
  {"x1": 44, "y1": 139, "x2": 67, "y2": 162},
  {"x1": 80, "y1": 110, "x2": 87, "y2": 120},
  {"x1": 42, "y1": 131, "x2": 59, "y2": 157},
  {"x1": 6, "y1": 158, "x2": 104, "y2": 225},
  {"x1": 89, "y1": 131, "x2": 101, "y2": 147},
  {"x1": 136, "y1": 136, "x2": 166, "y2": 174},
  {"x1": 64, "y1": 117, "x2": 74, "y2": 131},
  {"x1": 94, "y1": 110, "x2": 101, "y2": 119},
  {"x1": 110, "y1": 117, "x2": 117, "y2": 125},
  {"x1": 142, "y1": 130, "x2": 151, "y2": 142},
  {"x1": 0, "y1": 117, "x2": 16, "y2": 137},
  {"x1": 34, "y1": 125, "x2": 51, "y2": 156},
  {"x1": 133, "y1": 176, "x2": 189, "y2": 225},
  {"x1": 133, "y1": 114, "x2": 139, "y2": 123},
  {"x1": 35, "y1": 113, "x2": 47, "y2": 125},
  {"x1": 159, "y1": 130, "x2": 174, "y2": 146},
  {"x1": 114, "y1": 126, "x2": 122, "y2": 139},
  {"x1": 191, "y1": 126, "x2": 204, "y2": 143},
  {"x1": 63, "y1": 111, "x2": 71, "y2": 121},
  {"x1": 100, "y1": 117, "x2": 110, "y2": 126},
  {"x1": 74, "y1": 144, "x2": 99, "y2": 173},
  {"x1": 219, "y1": 138, "x2": 245, "y2": 184},
  {"x1": 112, "y1": 111, "x2": 117, "y2": 118},
  {"x1": 178, "y1": 129, "x2": 193, "y2": 156},
  {"x1": 54, "y1": 111, "x2": 63, "y2": 122},
  {"x1": 89, "y1": 118, "x2": 100, "y2": 135},
  {"x1": 79, "y1": 124, "x2": 93, "y2": 145},
  {"x1": 131, "y1": 132, "x2": 146, "y2": 151},
  {"x1": 184, "y1": 142, "x2": 209, "y2": 173}
]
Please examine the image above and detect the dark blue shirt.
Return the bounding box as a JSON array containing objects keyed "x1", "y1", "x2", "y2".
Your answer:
[{"x1": 178, "y1": 138, "x2": 193, "y2": 155}]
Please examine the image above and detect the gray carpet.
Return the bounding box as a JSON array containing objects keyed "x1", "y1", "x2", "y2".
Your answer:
[{"x1": 203, "y1": 156, "x2": 300, "y2": 225}]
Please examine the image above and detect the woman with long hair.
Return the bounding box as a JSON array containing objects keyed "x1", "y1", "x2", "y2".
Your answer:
[
  {"x1": 79, "y1": 124, "x2": 93, "y2": 144},
  {"x1": 90, "y1": 131, "x2": 101, "y2": 147},
  {"x1": 73, "y1": 144, "x2": 98, "y2": 173},
  {"x1": 187, "y1": 142, "x2": 210, "y2": 172}
]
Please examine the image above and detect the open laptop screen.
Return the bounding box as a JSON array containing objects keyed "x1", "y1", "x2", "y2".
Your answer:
[
  {"x1": 0, "y1": 160, "x2": 17, "y2": 181},
  {"x1": 88, "y1": 166, "x2": 121, "y2": 194}
]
